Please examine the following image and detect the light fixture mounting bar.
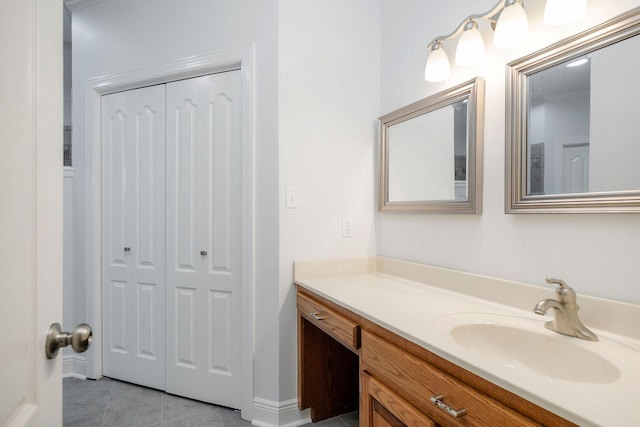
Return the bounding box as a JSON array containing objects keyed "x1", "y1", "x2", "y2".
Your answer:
[{"x1": 426, "y1": 0, "x2": 510, "y2": 49}]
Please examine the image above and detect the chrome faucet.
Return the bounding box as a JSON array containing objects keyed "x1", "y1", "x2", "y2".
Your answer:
[{"x1": 533, "y1": 277, "x2": 598, "y2": 341}]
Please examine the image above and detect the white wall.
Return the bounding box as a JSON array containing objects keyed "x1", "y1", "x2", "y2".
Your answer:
[
  {"x1": 71, "y1": 0, "x2": 281, "y2": 417},
  {"x1": 378, "y1": 0, "x2": 640, "y2": 305},
  {"x1": 278, "y1": 0, "x2": 380, "y2": 408}
]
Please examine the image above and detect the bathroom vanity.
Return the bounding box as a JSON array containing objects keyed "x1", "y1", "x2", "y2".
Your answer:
[{"x1": 295, "y1": 258, "x2": 640, "y2": 426}]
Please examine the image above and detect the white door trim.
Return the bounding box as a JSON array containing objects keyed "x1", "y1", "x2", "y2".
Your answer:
[{"x1": 83, "y1": 45, "x2": 255, "y2": 419}]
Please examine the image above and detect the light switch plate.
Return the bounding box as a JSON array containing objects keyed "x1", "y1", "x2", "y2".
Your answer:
[
  {"x1": 286, "y1": 186, "x2": 299, "y2": 208},
  {"x1": 342, "y1": 217, "x2": 353, "y2": 238}
]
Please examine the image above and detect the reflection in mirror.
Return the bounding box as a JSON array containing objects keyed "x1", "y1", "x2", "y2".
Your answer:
[
  {"x1": 506, "y1": 6, "x2": 640, "y2": 212},
  {"x1": 387, "y1": 100, "x2": 467, "y2": 202},
  {"x1": 380, "y1": 77, "x2": 484, "y2": 213}
]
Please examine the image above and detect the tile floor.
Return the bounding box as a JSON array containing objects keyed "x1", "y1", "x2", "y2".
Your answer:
[{"x1": 63, "y1": 377, "x2": 358, "y2": 427}]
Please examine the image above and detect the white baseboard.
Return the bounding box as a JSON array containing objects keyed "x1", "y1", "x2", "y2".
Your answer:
[
  {"x1": 62, "y1": 354, "x2": 87, "y2": 379},
  {"x1": 252, "y1": 397, "x2": 310, "y2": 427}
]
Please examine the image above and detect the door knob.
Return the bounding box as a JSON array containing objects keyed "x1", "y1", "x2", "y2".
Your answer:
[
  {"x1": 200, "y1": 250, "x2": 208, "y2": 256},
  {"x1": 46, "y1": 323, "x2": 93, "y2": 359}
]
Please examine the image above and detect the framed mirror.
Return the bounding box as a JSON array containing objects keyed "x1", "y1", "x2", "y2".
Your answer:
[
  {"x1": 379, "y1": 77, "x2": 484, "y2": 213},
  {"x1": 506, "y1": 7, "x2": 640, "y2": 213}
]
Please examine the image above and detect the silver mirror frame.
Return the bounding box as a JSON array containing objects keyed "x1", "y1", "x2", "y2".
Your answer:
[
  {"x1": 379, "y1": 77, "x2": 485, "y2": 214},
  {"x1": 506, "y1": 7, "x2": 640, "y2": 213}
]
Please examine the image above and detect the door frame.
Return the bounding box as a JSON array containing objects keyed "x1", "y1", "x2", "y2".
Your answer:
[{"x1": 83, "y1": 45, "x2": 255, "y2": 419}]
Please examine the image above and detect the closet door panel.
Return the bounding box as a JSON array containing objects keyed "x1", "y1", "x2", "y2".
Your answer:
[
  {"x1": 201, "y1": 72, "x2": 243, "y2": 409},
  {"x1": 106, "y1": 280, "x2": 128, "y2": 354},
  {"x1": 104, "y1": 106, "x2": 128, "y2": 267},
  {"x1": 166, "y1": 71, "x2": 243, "y2": 408},
  {"x1": 137, "y1": 282, "x2": 159, "y2": 360},
  {"x1": 173, "y1": 99, "x2": 198, "y2": 272},
  {"x1": 136, "y1": 105, "x2": 160, "y2": 268},
  {"x1": 175, "y1": 286, "x2": 197, "y2": 368},
  {"x1": 166, "y1": 81, "x2": 204, "y2": 394},
  {"x1": 102, "y1": 84, "x2": 166, "y2": 390},
  {"x1": 208, "y1": 93, "x2": 233, "y2": 274}
]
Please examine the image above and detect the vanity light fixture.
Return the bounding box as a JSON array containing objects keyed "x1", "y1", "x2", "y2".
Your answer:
[
  {"x1": 455, "y1": 20, "x2": 486, "y2": 66},
  {"x1": 424, "y1": 0, "x2": 587, "y2": 82},
  {"x1": 494, "y1": 0, "x2": 529, "y2": 47},
  {"x1": 424, "y1": 41, "x2": 451, "y2": 82}
]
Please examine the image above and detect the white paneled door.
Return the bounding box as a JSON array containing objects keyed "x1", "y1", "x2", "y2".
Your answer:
[
  {"x1": 0, "y1": 0, "x2": 62, "y2": 425},
  {"x1": 101, "y1": 71, "x2": 242, "y2": 409},
  {"x1": 102, "y1": 85, "x2": 167, "y2": 389},
  {"x1": 165, "y1": 72, "x2": 243, "y2": 408}
]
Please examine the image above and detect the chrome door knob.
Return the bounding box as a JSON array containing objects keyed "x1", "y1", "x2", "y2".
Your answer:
[{"x1": 46, "y1": 323, "x2": 93, "y2": 359}]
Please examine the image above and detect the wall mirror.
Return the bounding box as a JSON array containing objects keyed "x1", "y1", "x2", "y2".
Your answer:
[
  {"x1": 379, "y1": 77, "x2": 484, "y2": 213},
  {"x1": 506, "y1": 7, "x2": 640, "y2": 213}
]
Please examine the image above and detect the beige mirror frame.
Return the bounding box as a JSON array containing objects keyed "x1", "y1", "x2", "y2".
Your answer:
[
  {"x1": 379, "y1": 77, "x2": 485, "y2": 214},
  {"x1": 506, "y1": 7, "x2": 640, "y2": 213}
]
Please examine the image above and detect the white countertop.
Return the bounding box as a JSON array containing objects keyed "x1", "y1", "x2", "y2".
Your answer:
[{"x1": 294, "y1": 258, "x2": 640, "y2": 427}]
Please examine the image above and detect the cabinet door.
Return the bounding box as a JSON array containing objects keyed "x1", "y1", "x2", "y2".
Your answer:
[
  {"x1": 165, "y1": 71, "x2": 243, "y2": 408},
  {"x1": 362, "y1": 372, "x2": 436, "y2": 427},
  {"x1": 102, "y1": 84, "x2": 167, "y2": 389}
]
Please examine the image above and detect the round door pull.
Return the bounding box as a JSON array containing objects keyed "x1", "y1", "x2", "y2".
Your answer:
[{"x1": 46, "y1": 323, "x2": 93, "y2": 359}]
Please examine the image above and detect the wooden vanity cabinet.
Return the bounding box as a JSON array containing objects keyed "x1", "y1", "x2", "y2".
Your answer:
[
  {"x1": 362, "y1": 371, "x2": 436, "y2": 427},
  {"x1": 297, "y1": 291, "x2": 360, "y2": 422},
  {"x1": 361, "y1": 331, "x2": 538, "y2": 426},
  {"x1": 297, "y1": 286, "x2": 577, "y2": 427}
]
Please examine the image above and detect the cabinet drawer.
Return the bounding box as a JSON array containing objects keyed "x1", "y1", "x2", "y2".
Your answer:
[
  {"x1": 298, "y1": 293, "x2": 360, "y2": 351},
  {"x1": 363, "y1": 372, "x2": 436, "y2": 427},
  {"x1": 361, "y1": 331, "x2": 538, "y2": 426}
]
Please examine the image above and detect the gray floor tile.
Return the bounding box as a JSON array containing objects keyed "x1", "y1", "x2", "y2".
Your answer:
[
  {"x1": 302, "y1": 419, "x2": 345, "y2": 427},
  {"x1": 63, "y1": 408, "x2": 105, "y2": 427},
  {"x1": 107, "y1": 380, "x2": 163, "y2": 408},
  {"x1": 218, "y1": 407, "x2": 252, "y2": 426},
  {"x1": 161, "y1": 393, "x2": 221, "y2": 422},
  {"x1": 64, "y1": 378, "x2": 112, "y2": 416},
  {"x1": 161, "y1": 411, "x2": 225, "y2": 427},
  {"x1": 339, "y1": 411, "x2": 359, "y2": 426},
  {"x1": 102, "y1": 399, "x2": 162, "y2": 427},
  {"x1": 63, "y1": 378, "x2": 357, "y2": 427}
]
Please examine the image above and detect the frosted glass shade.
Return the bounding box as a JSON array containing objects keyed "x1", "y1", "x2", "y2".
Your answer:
[
  {"x1": 455, "y1": 24, "x2": 485, "y2": 66},
  {"x1": 424, "y1": 45, "x2": 451, "y2": 82},
  {"x1": 494, "y1": 2, "x2": 529, "y2": 47},
  {"x1": 544, "y1": 0, "x2": 587, "y2": 26}
]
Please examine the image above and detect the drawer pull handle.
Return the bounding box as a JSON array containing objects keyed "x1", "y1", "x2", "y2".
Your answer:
[
  {"x1": 430, "y1": 395, "x2": 467, "y2": 418},
  {"x1": 310, "y1": 312, "x2": 326, "y2": 321}
]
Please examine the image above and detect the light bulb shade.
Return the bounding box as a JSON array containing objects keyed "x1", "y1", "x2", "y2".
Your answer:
[
  {"x1": 494, "y1": 2, "x2": 529, "y2": 47},
  {"x1": 544, "y1": 0, "x2": 587, "y2": 26},
  {"x1": 455, "y1": 23, "x2": 485, "y2": 66},
  {"x1": 424, "y1": 44, "x2": 451, "y2": 82}
]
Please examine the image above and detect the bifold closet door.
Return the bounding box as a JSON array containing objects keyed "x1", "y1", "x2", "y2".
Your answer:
[
  {"x1": 101, "y1": 84, "x2": 166, "y2": 389},
  {"x1": 165, "y1": 71, "x2": 243, "y2": 408}
]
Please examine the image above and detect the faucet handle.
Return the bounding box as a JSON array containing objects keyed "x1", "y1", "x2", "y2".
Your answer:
[
  {"x1": 546, "y1": 277, "x2": 570, "y2": 289},
  {"x1": 545, "y1": 277, "x2": 576, "y2": 301}
]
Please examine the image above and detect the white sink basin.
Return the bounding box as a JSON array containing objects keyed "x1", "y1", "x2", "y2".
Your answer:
[{"x1": 433, "y1": 313, "x2": 624, "y2": 384}]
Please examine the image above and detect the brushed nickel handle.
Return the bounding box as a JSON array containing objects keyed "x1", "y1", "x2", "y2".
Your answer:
[
  {"x1": 310, "y1": 312, "x2": 326, "y2": 321},
  {"x1": 429, "y1": 394, "x2": 467, "y2": 418},
  {"x1": 200, "y1": 250, "x2": 208, "y2": 256},
  {"x1": 46, "y1": 323, "x2": 93, "y2": 359}
]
